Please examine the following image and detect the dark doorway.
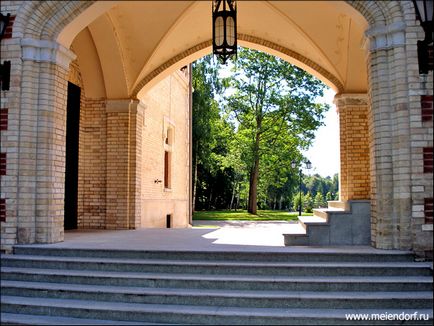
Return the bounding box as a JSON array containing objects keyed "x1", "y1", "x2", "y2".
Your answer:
[
  {"x1": 166, "y1": 214, "x2": 172, "y2": 228},
  {"x1": 64, "y1": 82, "x2": 81, "y2": 230}
]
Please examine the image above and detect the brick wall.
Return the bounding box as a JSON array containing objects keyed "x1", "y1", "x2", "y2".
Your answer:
[
  {"x1": 0, "y1": 108, "x2": 8, "y2": 131},
  {"x1": 2, "y1": 15, "x2": 15, "y2": 39},
  {"x1": 406, "y1": 6, "x2": 434, "y2": 256},
  {"x1": 425, "y1": 198, "x2": 433, "y2": 224},
  {"x1": 0, "y1": 107, "x2": 5, "y2": 223},
  {"x1": 0, "y1": 3, "x2": 20, "y2": 252},
  {"x1": 421, "y1": 95, "x2": 433, "y2": 122},
  {"x1": 423, "y1": 147, "x2": 433, "y2": 173},
  {"x1": 106, "y1": 111, "x2": 129, "y2": 229},
  {"x1": 0, "y1": 107, "x2": 6, "y2": 224},
  {"x1": 0, "y1": 153, "x2": 6, "y2": 176},
  {"x1": 0, "y1": 198, "x2": 5, "y2": 223},
  {"x1": 335, "y1": 94, "x2": 370, "y2": 202},
  {"x1": 140, "y1": 71, "x2": 190, "y2": 228},
  {"x1": 66, "y1": 59, "x2": 189, "y2": 230},
  {"x1": 77, "y1": 98, "x2": 107, "y2": 228},
  {"x1": 128, "y1": 103, "x2": 144, "y2": 229}
]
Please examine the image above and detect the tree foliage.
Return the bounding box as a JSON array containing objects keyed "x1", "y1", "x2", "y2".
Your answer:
[
  {"x1": 225, "y1": 48, "x2": 329, "y2": 214},
  {"x1": 192, "y1": 49, "x2": 337, "y2": 213}
]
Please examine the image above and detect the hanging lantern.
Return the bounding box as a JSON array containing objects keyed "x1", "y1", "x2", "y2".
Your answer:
[{"x1": 212, "y1": 0, "x2": 237, "y2": 64}]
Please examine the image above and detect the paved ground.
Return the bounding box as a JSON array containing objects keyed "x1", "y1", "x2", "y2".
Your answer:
[{"x1": 16, "y1": 220, "x2": 411, "y2": 254}]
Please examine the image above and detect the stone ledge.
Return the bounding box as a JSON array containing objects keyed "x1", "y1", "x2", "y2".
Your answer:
[
  {"x1": 21, "y1": 38, "x2": 76, "y2": 70},
  {"x1": 421, "y1": 224, "x2": 433, "y2": 232}
]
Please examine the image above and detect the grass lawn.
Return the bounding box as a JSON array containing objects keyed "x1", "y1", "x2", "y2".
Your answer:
[{"x1": 193, "y1": 210, "x2": 312, "y2": 222}]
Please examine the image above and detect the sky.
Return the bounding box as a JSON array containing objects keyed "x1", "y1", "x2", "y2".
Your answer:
[{"x1": 302, "y1": 88, "x2": 339, "y2": 177}]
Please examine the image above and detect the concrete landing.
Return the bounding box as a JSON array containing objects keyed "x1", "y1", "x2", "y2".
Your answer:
[{"x1": 14, "y1": 221, "x2": 410, "y2": 255}]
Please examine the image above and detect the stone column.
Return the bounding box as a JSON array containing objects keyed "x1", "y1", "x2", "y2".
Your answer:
[
  {"x1": 334, "y1": 94, "x2": 370, "y2": 202},
  {"x1": 128, "y1": 101, "x2": 144, "y2": 229},
  {"x1": 17, "y1": 39, "x2": 76, "y2": 244},
  {"x1": 105, "y1": 99, "x2": 143, "y2": 229},
  {"x1": 365, "y1": 21, "x2": 412, "y2": 249},
  {"x1": 77, "y1": 98, "x2": 107, "y2": 229}
]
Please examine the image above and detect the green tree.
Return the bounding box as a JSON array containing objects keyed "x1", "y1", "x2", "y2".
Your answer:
[
  {"x1": 192, "y1": 57, "x2": 222, "y2": 211},
  {"x1": 332, "y1": 173, "x2": 339, "y2": 197},
  {"x1": 226, "y1": 48, "x2": 329, "y2": 214},
  {"x1": 326, "y1": 191, "x2": 333, "y2": 202},
  {"x1": 314, "y1": 191, "x2": 326, "y2": 208},
  {"x1": 293, "y1": 192, "x2": 302, "y2": 212},
  {"x1": 303, "y1": 193, "x2": 314, "y2": 213}
]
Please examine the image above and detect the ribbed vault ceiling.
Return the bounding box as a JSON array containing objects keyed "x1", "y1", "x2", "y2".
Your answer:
[{"x1": 67, "y1": 1, "x2": 368, "y2": 99}]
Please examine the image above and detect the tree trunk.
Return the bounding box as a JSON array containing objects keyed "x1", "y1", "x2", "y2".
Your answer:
[
  {"x1": 235, "y1": 184, "x2": 241, "y2": 211},
  {"x1": 247, "y1": 118, "x2": 261, "y2": 214},
  {"x1": 192, "y1": 145, "x2": 199, "y2": 212},
  {"x1": 208, "y1": 189, "x2": 213, "y2": 210},
  {"x1": 229, "y1": 181, "x2": 236, "y2": 210},
  {"x1": 279, "y1": 195, "x2": 283, "y2": 210}
]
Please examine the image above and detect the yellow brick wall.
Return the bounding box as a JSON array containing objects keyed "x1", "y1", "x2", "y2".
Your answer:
[
  {"x1": 68, "y1": 61, "x2": 108, "y2": 229},
  {"x1": 140, "y1": 71, "x2": 190, "y2": 228},
  {"x1": 336, "y1": 94, "x2": 370, "y2": 201},
  {"x1": 106, "y1": 111, "x2": 130, "y2": 228},
  {"x1": 77, "y1": 98, "x2": 107, "y2": 228},
  {"x1": 69, "y1": 63, "x2": 190, "y2": 230}
]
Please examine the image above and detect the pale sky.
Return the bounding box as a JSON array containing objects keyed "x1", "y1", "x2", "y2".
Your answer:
[{"x1": 302, "y1": 88, "x2": 339, "y2": 177}]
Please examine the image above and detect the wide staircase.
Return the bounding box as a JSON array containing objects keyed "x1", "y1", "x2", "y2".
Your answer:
[{"x1": 1, "y1": 246, "x2": 433, "y2": 325}]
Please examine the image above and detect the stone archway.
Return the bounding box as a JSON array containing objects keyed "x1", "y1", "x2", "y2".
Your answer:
[{"x1": 1, "y1": 0, "x2": 431, "y2": 255}]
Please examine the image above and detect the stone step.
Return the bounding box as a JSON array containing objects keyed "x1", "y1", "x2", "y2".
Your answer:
[
  {"x1": 284, "y1": 200, "x2": 372, "y2": 246},
  {"x1": 312, "y1": 209, "x2": 331, "y2": 221},
  {"x1": 2, "y1": 295, "x2": 432, "y2": 325},
  {"x1": 299, "y1": 215, "x2": 328, "y2": 230},
  {"x1": 0, "y1": 313, "x2": 154, "y2": 325},
  {"x1": 283, "y1": 233, "x2": 310, "y2": 245},
  {"x1": 2, "y1": 246, "x2": 432, "y2": 325},
  {"x1": 2, "y1": 281, "x2": 432, "y2": 309},
  {"x1": 2, "y1": 267, "x2": 431, "y2": 292},
  {"x1": 2, "y1": 255, "x2": 431, "y2": 277},
  {"x1": 11, "y1": 246, "x2": 415, "y2": 262},
  {"x1": 283, "y1": 214, "x2": 331, "y2": 245},
  {"x1": 327, "y1": 201, "x2": 348, "y2": 210}
]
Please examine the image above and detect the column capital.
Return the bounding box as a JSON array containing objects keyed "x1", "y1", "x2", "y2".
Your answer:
[
  {"x1": 334, "y1": 93, "x2": 368, "y2": 109},
  {"x1": 21, "y1": 38, "x2": 76, "y2": 70},
  {"x1": 365, "y1": 21, "x2": 406, "y2": 52},
  {"x1": 130, "y1": 100, "x2": 146, "y2": 115},
  {"x1": 106, "y1": 99, "x2": 140, "y2": 113}
]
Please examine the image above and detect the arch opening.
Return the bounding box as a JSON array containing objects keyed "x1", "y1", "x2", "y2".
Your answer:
[{"x1": 5, "y1": 0, "x2": 427, "y2": 253}]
